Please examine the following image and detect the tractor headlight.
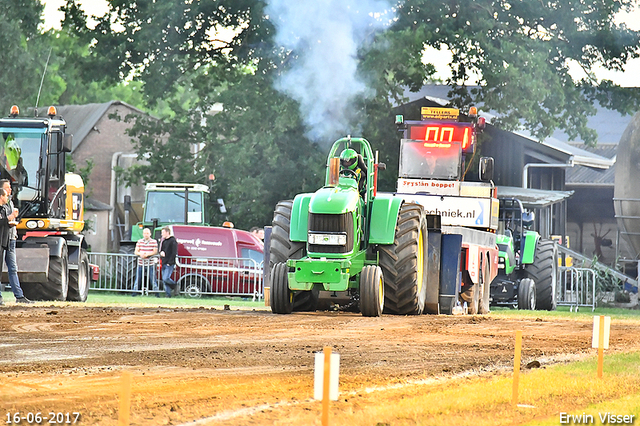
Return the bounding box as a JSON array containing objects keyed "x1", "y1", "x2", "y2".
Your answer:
[
  {"x1": 308, "y1": 232, "x2": 347, "y2": 246},
  {"x1": 26, "y1": 220, "x2": 45, "y2": 229},
  {"x1": 498, "y1": 257, "x2": 505, "y2": 269}
]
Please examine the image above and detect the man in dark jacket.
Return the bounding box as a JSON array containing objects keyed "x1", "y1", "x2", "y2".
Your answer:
[
  {"x1": 159, "y1": 226, "x2": 178, "y2": 297},
  {"x1": 0, "y1": 179, "x2": 33, "y2": 304},
  {"x1": 0, "y1": 188, "x2": 10, "y2": 306}
]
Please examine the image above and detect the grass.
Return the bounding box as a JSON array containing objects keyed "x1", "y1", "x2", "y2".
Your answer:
[
  {"x1": 3, "y1": 290, "x2": 638, "y2": 316},
  {"x1": 0, "y1": 290, "x2": 269, "y2": 310},
  {"x1": 3, "y1": 291, "x2": 640, "y2": 424},
  {"x1": 337, "y1": 351, "x2": 640, "y2": 426},
  {"x1": 491, "y1": 305, "x2": 640, "y2": 321}
]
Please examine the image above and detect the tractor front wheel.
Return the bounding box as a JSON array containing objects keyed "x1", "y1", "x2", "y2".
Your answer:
[
  {"x1": 360, "y1": 266, "x2": 384, "y2": 317},
  {"x1": 270, "y1": 262, "x2": 293, "y2": 314},
  {"x1": 270, "y1": 200, "x2": 318, "y2": 311},
  {"x1": 518, "y1": 278, "x2": 536, "y2": 310}
]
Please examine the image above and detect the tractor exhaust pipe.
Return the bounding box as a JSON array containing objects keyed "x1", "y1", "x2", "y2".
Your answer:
[{"x1": 328, "y1": 157, "x2": 340, "y2": 186}]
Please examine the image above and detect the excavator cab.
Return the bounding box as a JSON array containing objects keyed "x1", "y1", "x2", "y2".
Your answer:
[{"x1": 0, "y1": 108, "x2": 75, "y2": 222}]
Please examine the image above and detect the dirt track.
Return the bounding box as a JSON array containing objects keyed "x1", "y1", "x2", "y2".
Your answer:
[{"x1": 1, "y1": 304, "x2": 639, "y2": 425}]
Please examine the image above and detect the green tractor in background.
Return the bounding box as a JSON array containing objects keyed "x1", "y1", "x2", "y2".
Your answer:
[
  {"x1": 490, "y1": 198, "x2": 558, "y2": 310},
  {"x1": 269, "y1": 136, "x2": 428, "y2": 316}
]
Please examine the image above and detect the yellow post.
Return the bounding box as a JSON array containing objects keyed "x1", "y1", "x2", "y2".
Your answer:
[
  {"x1": 322, "y1": 346, "x2": 332, "y2": 426},
  {"x1": 119, "y1": 371, "x2": 132, "y2": 426},
  {"x1": 512, "y1": 330, "x2": 522, "y2": 408},
  {"x1": 598, "y1": 315, "x2": 605, "y2": 379}
]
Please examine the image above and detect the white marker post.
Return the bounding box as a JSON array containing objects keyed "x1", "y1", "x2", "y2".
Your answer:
[
  {"x1": 591, "y1": 315, "x2": 611, "y2": 378},
  {"x1": 512, "y1": 330, "x2": 522, "y2": 408},
  {"x1": 314, "y1": 347, "x2": 340, "y2": 426}
]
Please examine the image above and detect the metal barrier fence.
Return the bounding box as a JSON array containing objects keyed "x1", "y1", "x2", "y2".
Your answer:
[
  {"x1": 557, "y1": 267, "x2": 596, "y2": 312},
  {"x1": 89, "y1": 253, "x2": 264, "y2": 299}
]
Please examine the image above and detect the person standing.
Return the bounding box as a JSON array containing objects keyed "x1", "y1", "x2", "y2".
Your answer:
[
  {"x1": 0, "y1": 179, "x2": 32, "y2": 304},
  {"x1": 159, "y1": 226, "x2": 178, "y2": 297},
  {"x1": 134, "y1": 228, "x2": 159, "y2": 296},
  {"x1": 0, "y1": 188, "x2": 10, "y2": 306}
]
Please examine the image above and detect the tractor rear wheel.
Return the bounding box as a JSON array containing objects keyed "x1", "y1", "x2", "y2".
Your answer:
[
  {"x1": 379, "y1": 203, "x2": 428, "y2": 315},
  {"x1": 478, "y1": 256, "x2": 491, "y2": 314},
  {"x1": 116, "y1": 243, "x2": 137, "y2": 290},
  {"x1": 525, "y1": 239, "x2": 558, "y2": 311},
  {"x1": 360, "y1": 265, "x2": 384, "y2": 317},
  {"x1": 270, "y1": 262, "x2": 293, "y2": 314},
  {"x1": 517, "y1": 278, "x2": 536, "y2": 310},
  {"x1": 24, "y1": 245, "x2": 69, "y2": 301},
  {"x1": 461, "y1": 269, "x2": 481, "y2": 315},
  {"x1": 270, "y1": 200, "x2": 318, "y2": 311},
  {"x1": 67, "y1": 250, "x2": 90, "y2": 302}
]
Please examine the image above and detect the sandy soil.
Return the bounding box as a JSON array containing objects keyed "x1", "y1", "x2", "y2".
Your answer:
[{"x1": 1, "y1": 304, "x2": 638, "y2": 425}]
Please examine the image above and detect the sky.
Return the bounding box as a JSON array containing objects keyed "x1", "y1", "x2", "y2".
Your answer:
[{"x1": 41, "y1": 0, "x2": 639, "y2": 87}]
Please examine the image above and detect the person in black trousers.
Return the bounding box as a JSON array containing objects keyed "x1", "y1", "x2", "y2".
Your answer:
[
  {"x1": 159, "y1": 226, "x2": 178, "y2": 297},
  {"x1": 0, "y1": 188, "x2": 10, "y2": 306},
  {"x1": 0, "y1": 179, "x2": 32, "y2": 303}
]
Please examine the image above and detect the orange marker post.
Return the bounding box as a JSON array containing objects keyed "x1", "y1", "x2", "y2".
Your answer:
[
  {"x1": 119, "y1": 371, "x2": 132, "y2": 426},
  {"x1": 322, "y1": 346, "x2": 332, "y2": 426},
  {"x1": 512, "y1": 330, "x2": 522, "y2": 408}
]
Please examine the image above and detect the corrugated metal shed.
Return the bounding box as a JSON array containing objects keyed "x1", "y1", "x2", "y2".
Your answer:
[
  {"x1": 551, "y1": 106, "x2": 634, "y2": 145},
  {"x1": 497, "y1": 186, "x2": 574, "y2": 208},
  {"x1": 565, "y1": 143, "x2": 617, "y2": 186}
]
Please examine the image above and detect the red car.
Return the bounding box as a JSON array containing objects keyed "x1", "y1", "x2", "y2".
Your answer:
[{"x1": 167, "y1": 225, "x2": 264, "y2": 297}]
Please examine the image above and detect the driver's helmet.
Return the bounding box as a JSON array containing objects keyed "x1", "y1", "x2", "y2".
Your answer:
[
  {"x1": 522, "y1": 210, "x2": 535, "y2": 227},
  {"x1": 340, "y1": 148, "x2": 358, "y2": 170},
  {"x1": 3, "y1": 135, "x2": 21, "y2": 170}
]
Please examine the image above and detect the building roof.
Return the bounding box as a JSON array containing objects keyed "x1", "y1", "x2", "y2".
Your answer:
[
  {"x1": 497, "y1": 186, "x2": 574, "y2": 208},
  {"x1": 54, "y1": 101, "x2": 149, "y2": 152},
  {"x1": 551, "y1": 105, "x2": 634, "y2": 145},
  {"x1": 565, "y1": 143, "x2": 617, "y2": 186}
]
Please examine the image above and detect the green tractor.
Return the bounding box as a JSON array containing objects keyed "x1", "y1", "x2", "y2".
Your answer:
[
  {"x1": 490, "y1": 198, "x2": 558, "y2": 310},
  {"x1": 269, "y1": 136, "x2": 428, "y2": 316}
]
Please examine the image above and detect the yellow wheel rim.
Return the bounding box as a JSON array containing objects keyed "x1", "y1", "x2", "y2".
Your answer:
[
  {"x1": 416, "y1": 227, "x2": 424, "y2": 293},
  {"x1": 378, "y1": 270, "x2": 384, "y2": 309}
]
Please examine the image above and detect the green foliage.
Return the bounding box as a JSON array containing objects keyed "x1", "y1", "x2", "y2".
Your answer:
[
  {"x1": 0, "y1": 0, "x2": 149, "y2": 114},
  {"x1": 66, "y1": 154, "x2": 94, "y2": 195},
  {"x1": 389, "y1": 0, "x2": 640, "y2": 145},
  {"x1": 56, "y1": 0, "x2": 640, "y2": 227},
  {"x1": 0, "y1": 0, "x2": 46, "y2": 114}
]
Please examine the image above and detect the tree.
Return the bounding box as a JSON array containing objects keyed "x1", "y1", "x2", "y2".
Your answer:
[
  {"x1": 0, "y1": 0, "x2": 47, "y2": 114},
  {"x1": 381, "y1": 0, "x2": 640, "y2": 145},
  {"x1": 0, "y1": 0, "x2": 149, "y2": 115},
  {"x1": 64, "y1": 0, "x2": 640, "y2": 225}
]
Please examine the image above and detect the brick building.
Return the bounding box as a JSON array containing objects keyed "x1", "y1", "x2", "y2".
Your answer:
[{"x1": 56, "y1": 101, "x2": 150, "y2": 252}]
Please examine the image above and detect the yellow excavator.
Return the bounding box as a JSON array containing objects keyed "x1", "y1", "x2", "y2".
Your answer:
[{"x1": 0, "y1": 105, "x2": 91, "y2": 301}]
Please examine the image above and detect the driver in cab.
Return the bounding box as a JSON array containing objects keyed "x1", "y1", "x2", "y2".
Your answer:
[{"x1": 339, "y1": 148, "x2": 367, "y2": 196}]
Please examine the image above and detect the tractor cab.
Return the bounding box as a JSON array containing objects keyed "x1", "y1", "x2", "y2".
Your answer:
[
  {"x1": 324, "y1": 136, "x2": 378, "y2": 204},
  {"x1": 496, "y1": 198, "x2": 538, "y2": 275},
  {"x1": 0, "y1": 105, "x2": 82, "y2": 229}
]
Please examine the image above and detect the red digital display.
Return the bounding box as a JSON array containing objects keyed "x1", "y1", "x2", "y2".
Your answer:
[{"x1": 407, "y1": 122, "x2": 475, "y2": 153}]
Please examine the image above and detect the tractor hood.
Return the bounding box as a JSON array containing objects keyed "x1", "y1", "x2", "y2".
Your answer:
[{"x1": 309, "y1": 180, "x2": 359, "y2": 214}]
